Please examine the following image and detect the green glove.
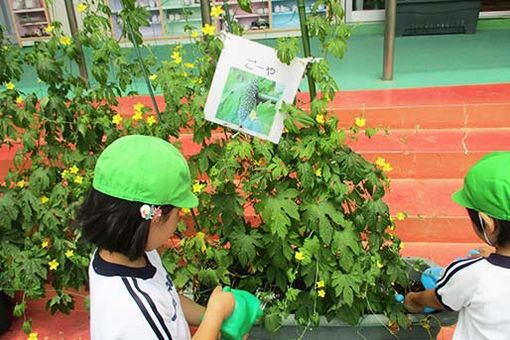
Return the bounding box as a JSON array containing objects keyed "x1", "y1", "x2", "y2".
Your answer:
[{"x1": 220, "y1": 286, "x2": 264, "y2": 340}]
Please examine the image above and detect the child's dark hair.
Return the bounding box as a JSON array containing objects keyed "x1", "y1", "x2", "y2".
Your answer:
[
  {"x1": 78, "y1": 189, "x2": 175, "y2": 260},
  {"x1": 467, "y1": 208, "x2": 510, "y2": 246}
]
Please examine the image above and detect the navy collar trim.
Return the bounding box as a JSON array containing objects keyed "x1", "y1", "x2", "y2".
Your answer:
[
  {"x1": 93, "y1": 251, "x2": 156, "y2": 279},
  {"x1": 487, "y1": 253, "x2": 510, "y2": 269}
]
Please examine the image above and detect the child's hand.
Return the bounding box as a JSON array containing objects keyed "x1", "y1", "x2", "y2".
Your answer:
[
  {"x1": 404, "y1": 292, "x2": 423, "y2": 314},
  {"x1": 469, "y1": 245, "x2": 494, "y2": 258},
  {"x1": 206, "y1": 286, "x2": 235, "y2": 321}
]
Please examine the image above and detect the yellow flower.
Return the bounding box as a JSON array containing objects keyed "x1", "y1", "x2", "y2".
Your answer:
[
  {"x1": 112, "y1": 113, "x2": 123, "y2": 125},
  {"x1": 317, "y1": 289, "x2": 326, "y2": 298},
  {"x1": 211, "y1": 5, "x2": 224, "y2": 18},
  {"x1": 202, "y1": 24, "x2": 215, "y2": 36},
  {"x1": 192, "y1": 181, "x2": 205, "y2": 193},
  {"x1": 399, "y1": 242, "x2": 405, "y2": 250},
  {"x1": 184, "y1": 63, "x2": 194, "y2": 69},
  {"x1": 146, "y1": 115, "x2": 156, "y2": 127},
  {"x1": 382, "y1": 162, "x2": 393, "y2": 172},
  {"x1": 149, "y1": 74, "x2": 157, "y2": 81},
  {"x1": 16, "y1": 180, "x2": 25, "y2": 188},
  {"x1": 6, "y1": 82, "x2": 15, "y2": 90},
  {"x1": 27, "y1": 332, "x2": 38, "y2": 340},
  {"x1": 69, "y1": 165, "x2": 79, "y2": 175},
  {"x1": 48, "y1": 259, "x2": 59, "y2": 271},
  {"x1": 191, "y1": 30, "x2": 199, "y2": 39},
  {"x1": 316, "y1": 280, "x2": 325, "y2": 288},
  {"x1": 16, "y1": 96, "x2": 23, "y2": 104},
  {"x1": 295, "y1": 251, "x2": 305, "y2": 262},
  {"x1": 46, "y1": 24, "x2": 54, "y2": 33},
  {"x1": 41, "y1": 240, "x2": 49, "y2": 249},
  {"x1": 65, "y1": 249, "x2": 74, "y2": 258},
  {"x1": 388, "y1": 224, "x2": 395, "y2": 231},
  {"x1": 195, "y1": 232, "x2": 207, "y2": 253},
  {"x1": 133, "y1": 102, "x2": 144, "y2": 113},
  {"x1": 74, "y1": 176, "x2": 83, "y2": 185},
  {"x1": 315, "y1": 114, "x2": 325, "y2": 124},
  {"x1": 77, "y1": 3, "x2": 87, "y2": 12},
  {"x1": 59, "y1": 36, "x2": 72, "y2": 46},
  {"x1": 171, "y1": 51, "x2": 182, "y2": 64},
  {"x1": 61, "y1": 169, "x2": 69, "y2": 178},
  {"x1": 375, "y1": 157, "x2": 386, "y2": 167},
  {"x1": 182, "y1": 208, "x2": 191, "y2": 215},
  {"x1": 40, "y1": 196, "x2": 49, "y2": 204},
  {"x1": 315, "y1": 168, "x2": 322, "y2": 177},
  {"x1": 355, "y1": 117, "x2": 366, "y2": 128},
  {"x1": 132, "y1": 110, "x2": 143, "y2": 121},
  {"x1": 395, "y1": 212, "x2": 406, "y2": 221}
]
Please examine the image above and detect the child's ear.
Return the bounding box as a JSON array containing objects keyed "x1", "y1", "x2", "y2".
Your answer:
[{"x1": 480, "y1": 212, "x2": 497, "y2": 234}]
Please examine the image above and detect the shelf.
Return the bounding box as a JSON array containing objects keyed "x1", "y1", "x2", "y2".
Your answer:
[
  {"x1": 272, "y1": 11, "x2": 296, "y2": 15},
  {"x1": 217, "y1": 0, "x2": 268, "y2": 4},
  {"x1": 20, "y1": 21, "x2": 48, "y2": 26},
  {"x1": 167, "y1": 18, "x2": 202, "y2": 23},
  {"x1": 233, "y1": 13, "x2": 269, "y2": 18},
  {"x1": 111, "y1": 6, "x2": 160, "y2": 14},
  {"x1": 162, "y1": 4, "x2": 201, "y2": 9},
  {"x1": 12, "y1": 7, "x2": 45, "y2": 13},
  {"x1": 20, "y1": 35, "x2": 49, "y2": 40}
]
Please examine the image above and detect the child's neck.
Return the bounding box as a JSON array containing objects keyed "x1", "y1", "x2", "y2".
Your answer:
[
  {"x1": 99, "y1": 249, "x2": 147, "y2": 268},
  {"x1": 495, "y1": 245, "x2": 510, "y2": 257}
]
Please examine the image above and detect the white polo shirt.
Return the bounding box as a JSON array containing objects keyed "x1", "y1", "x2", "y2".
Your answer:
[
  {"x1": 89, "y1": 250, "x2": 191, "y2": 340},
  {"x1": 435, "y1": 254, "x2": 510, "y2": 340}
]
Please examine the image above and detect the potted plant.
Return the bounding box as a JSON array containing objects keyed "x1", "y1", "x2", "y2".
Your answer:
[{"x1": 0, "y1": 0, "x2": 456, "y2": 337}]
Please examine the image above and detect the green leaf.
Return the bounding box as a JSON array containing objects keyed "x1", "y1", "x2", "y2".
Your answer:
[
  {"x1": 230, "y1": 230, "x2": 263, "y2": 266},
  {"x1": 331, "y1": 272, "x2": 361, "y2": 306},
  {"x1": 22, "y1": 319, "x2": 32, "y2": 334},
  {"x1": 257, "y1": 188, "x2": 299, "y2": 239},
  {"x1": 237, "y1": 0, "x2": 252, "y2": 13},
  {"x1": 302, "y1": 201, "x2": 346, "y2": 245},
  {"x1": 13, "y1": 302, "x2": 25, "y2": 318},
  {"x1": 276, "y1": 38, "x2": 299, "y2": 65}
]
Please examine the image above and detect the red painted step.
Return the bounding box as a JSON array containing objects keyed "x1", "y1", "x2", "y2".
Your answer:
[{"x1": 348, "y1": 128, "x2": 510, "y2": 153}]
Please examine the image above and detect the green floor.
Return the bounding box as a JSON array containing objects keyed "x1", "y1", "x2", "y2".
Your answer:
[{"x1": 12, "y1": 19, "x2": 510, "y2": 94}]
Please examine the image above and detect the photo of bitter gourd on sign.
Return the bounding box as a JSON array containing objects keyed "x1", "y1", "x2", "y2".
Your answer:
[{"x1": 216, "y1": 66, "x2": 285, "y2": 136}]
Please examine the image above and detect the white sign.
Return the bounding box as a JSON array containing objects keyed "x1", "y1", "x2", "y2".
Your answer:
[{"x1": 204, "y1": 33, "x2": 308, "y2": 144}]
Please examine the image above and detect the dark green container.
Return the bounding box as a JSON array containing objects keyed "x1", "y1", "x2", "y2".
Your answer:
[
  {"x1": 396, "y1": 0, "x2": 481, "y2": 36},
  {"x1": 248, "y1": 258, "x2": 458, "y2": 339}
]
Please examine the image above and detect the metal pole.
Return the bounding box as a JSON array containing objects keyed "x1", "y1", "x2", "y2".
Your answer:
[
  {"x1": 126, "y1": 21, "x2": 162, "y2": 121},
  {"x1": 382, "y1": 0, "x2": 396, "y2": 80},
  {"x1": 297, "y1": 0, "x2": 316, "y2": 100},
  {"x1": 200, "y1": 0, "x2": 211, "y2": 25},
  {"x1": 64, "y1": 0, "x2": 88, "y2": 83}
]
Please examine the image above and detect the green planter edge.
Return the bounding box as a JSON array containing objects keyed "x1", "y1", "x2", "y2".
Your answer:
[{"x1": 248, "y1": 257, "x2": 458, "y2": 339}]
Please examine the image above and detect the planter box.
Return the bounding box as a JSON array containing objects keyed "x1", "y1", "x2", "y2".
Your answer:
[
  {"x1": 396, "y1": 0, "x2": 481, "y2": 36},
  {"x1": 249, "y1": 257, "x2": 458, "y2": 339}
]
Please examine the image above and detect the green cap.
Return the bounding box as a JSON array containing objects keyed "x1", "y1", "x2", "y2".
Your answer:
[
  {"x1": 93, "y1": 135, "x2": 198, "y2": 208},
  {"x1": 452, "y1": 152, "x2": 510, "y2": 220}
]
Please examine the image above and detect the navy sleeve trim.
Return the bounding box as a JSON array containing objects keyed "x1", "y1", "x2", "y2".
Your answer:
[
  {"x1": 122, "y1": 277, "x2": 165, "y2": 340},
  {"x1": 132, "y1": 278, "x2": 173, "y2": 340},
  {"x1": 434, "y1": 287, "x2": 454, "y2": 311}
]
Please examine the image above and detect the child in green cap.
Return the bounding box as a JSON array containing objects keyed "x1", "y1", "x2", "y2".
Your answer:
[
  {"x1": 78, "y1": 135, "x2": 244, "y2": 340},
  {"x1": 404, "y1": 151, "x2": 510, "y2": 339}
]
